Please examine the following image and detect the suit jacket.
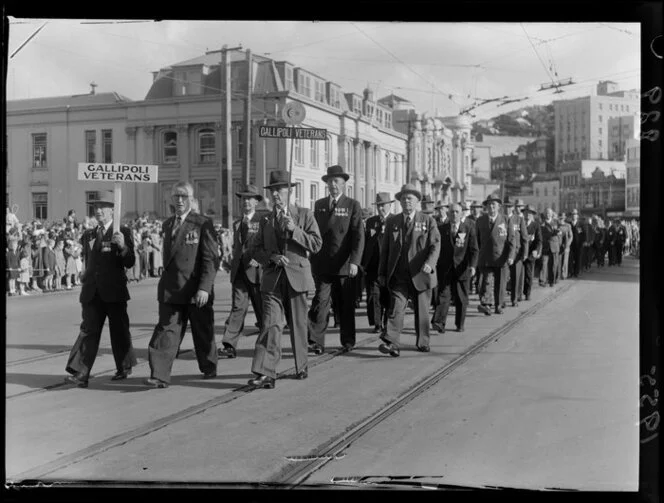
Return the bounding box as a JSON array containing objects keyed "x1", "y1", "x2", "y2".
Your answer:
[
  {"x1": 158, "y1": 212, "x2": 218, "y2": 304},
  {"x1": 540, "y1": 220, "x2": 561, "y2": 254},
  {"x1": 311, "y1": 194, "x2": 365, "y2": 276},
  {"x1": 508, "y1": 213, "x2": 529, "y2": 262},
  {"x1": 436, "y1": 220, "x2": 478, "y2": 282},
  {"x1": 252, "y1": 205, "x2": 322, "y2": 293},
  {"x1": 524, "y1": 219, "x2": 543, "y2": 261},
  {"x1": 42, "y1": 247, "x2": 57, "y2": 273},
  {"x1": 79, "y1": 224, "x2": 135, "y2": 303},
  {"x1": 476, "y1": 213, "x2": 516, "y2": 268},
  {"x1": 616, "y1": 225, "x2": 627, "y2": 243},
  {"x1": 230, "y1": 211, "x2": 263, "y2": 285},
  {"x1": 378, "y1": 211, "x2": 440, "y2": 292},
  {"x1": 360, "y1": 214, "x2": 388, "y2": 280},
  {"x1": 594, "y1": 227, "x2": 606, "y2": 246},
  {"x1": 558, "y1": 221, "x2": 573, "y2": 250},
  {"x1": 570, "y1": 220, "x2": 586, "y2": 246}
]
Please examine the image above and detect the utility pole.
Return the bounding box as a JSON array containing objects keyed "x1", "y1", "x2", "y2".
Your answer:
[
  {"x1": 207, "y1": 44, "x2": 242, "y2": 228},
  {"x1": 244, "y1": 49, "x2": 252, "y2": 186}
]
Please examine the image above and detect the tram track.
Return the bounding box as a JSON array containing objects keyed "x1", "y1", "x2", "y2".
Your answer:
[{"x1": 8, "y1": 283, "x2": 572, "y2": 484}]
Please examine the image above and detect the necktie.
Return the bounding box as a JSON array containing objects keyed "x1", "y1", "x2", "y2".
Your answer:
[
  {"x1": 172, "y1": 216, "x2": 182, "y2": 238},
  {"x1": 330, "y1": 198, "x2": 337, "y2": 212},
  {"x1": 404, "y1": 215, "x2": 411, "y2": 232},
  {"x1": 96, "y1": 226, "x2": 105, "y2": 249}
]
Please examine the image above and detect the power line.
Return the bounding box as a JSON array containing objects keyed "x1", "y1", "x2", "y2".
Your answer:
[{"x1": 520, "y1": 23, "x2": 556, "y2": 85}]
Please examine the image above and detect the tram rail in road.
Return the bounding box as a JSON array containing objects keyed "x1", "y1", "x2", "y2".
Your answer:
[{"x1": 7, "y1": 282, "x2": 572, "y2": 484}]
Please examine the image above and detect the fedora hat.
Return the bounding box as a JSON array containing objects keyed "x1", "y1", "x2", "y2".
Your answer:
[
  {"x1": 434, "y1": 200, "x2": 449, "y2": 209},
  {"x1": 235, "y1": 183, "x2": 264, "y2": 201},
  {"x1": 373, "y1": 192, "x2": 395, "y2": 206},
  {"x1": 95, "y1": 190, "x2": 115, "y2": 206},
  {"x1": 322, "y1": 165, "x2": 350, "y2": 182},
  {"x1": 265, "y1": 170, "x2": 292, "y2": 190},
  {"x1": 523, "y1": 204, "x2": 538, "y2": 214},
  {"x1": 470, "y1": 200, "x2": 483, "y2": 208},
  {"x1": 514, "y1": 198, "x2": 525, "y2": 207},
  {"x1": 395, "y1": 183, "x2": 422, "y2": 201},
  {"x1": 485, "y1": 194, "x2": 502, "y2": 205},
  {"x1": 502, "y1": 196, "x2": 514, "y2": 207}
]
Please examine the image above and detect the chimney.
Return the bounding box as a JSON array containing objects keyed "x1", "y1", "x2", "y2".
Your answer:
[{"x1": 90, "y1": 81, "x2": 97, "y2": 95}]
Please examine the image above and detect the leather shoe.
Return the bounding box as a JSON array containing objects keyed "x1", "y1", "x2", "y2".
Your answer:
[
  {"x1": 456, "y1": 326, "x2": 465, "y2": 333},
  {"x1": 495, "y1": 307, "x2": 504, "y2": 314},
  {"x1": 525, "y1": 295, "x2": 531, "y2": 301},
  {"x1": 111, "y1": 369, "x2": 131, "y2": 381},
  {"x1": 478, "y1": 304, "x2": 492, "y2": 316},
  {"x1": 378, "y1": 341, "x2": 400, "y2": 357},
  {"x1": 144, "y1": 377, "x2": 169, "y2": 389},
  {"x1": 431, "y1": 323, "x2": 445, "y2": 334},
  {"x1": 217, "y1": 345, "x2": 237, "y2": 359},
  {"x1": 295, "y1": 367, "x2": 308, "y2": 380},
  {"x1": 203, "y1": 371, "x2": 217, "y2": 379},
  {"x1": 373, "y1": 325, "x2": 383, "y2": 334},
  {"x1": 308, "y1": 343, "x2": 324, "y2": 355},
  {"x1": 417, "y1": 345, "x2": 431, "y2": 352},
  {"x1": 512, "y1": 301, "x2": 519, "y2": 307},
  {"x1": 64, "y1": 374, "x2": 88, "y2": 388},
  {"x1": 342, "y1": 343, "x2": 354, "y2": 352},
  {"x1": 248, "y1": 374, "x2": 275, "y2": 389}
]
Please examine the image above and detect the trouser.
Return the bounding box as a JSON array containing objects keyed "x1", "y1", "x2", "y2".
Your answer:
[
  {"x1": 561, "y1": 248, "x2": 571, "y2": 279},
  {"x1": 366, "y1": 277, "x2": 389, "y2": 329},
  {"x1": 383, "y1": 277, "x2": 431, "y2": 349},
  {"x1": 308, "y1": 274, "x2": 356, "y2": 349},
  {"x1": 148, "y1": 301, "x2": 217, "y2": 383},
  {"x1": 539, "y1": 252, "x2": 559, "y2": 286},
  {"x1": 523, "y1": 259, "x2": 536, "y2": 298},
  {"x1": 432, "y1": 274, "x2": 469, "y2": 329},
  {"x1": 595, "y1": 243, "x2": 605, "y2": 266},
  {"x1": 570, "y1": 243, "x2": 582, "y2": 277},
  {"x1": 614, "y1": 242, "x2": 624, "y2": 265},
  {"x1": 583, "y1": 245, "x2": 594, "y2": 270},
  {"x1": 509, "y1": 259, "x2": 524, "y2": 303},
  {"x1": 251, "y1": 275, "x2": 308, "y2": 379},
  {"x1": 66, "y1": 292, "x2": 136, "y2": 378},
  {"x1": 479, "y1": 265, "x2": 508, "y2": 310},
  {"x1": 222, "y1": 269, "x2": 263, "y2": 349}
]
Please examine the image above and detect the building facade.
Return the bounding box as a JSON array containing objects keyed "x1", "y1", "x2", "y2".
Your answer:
[
  {"x1": 520, "y1": 174, "x2": 560, "y2": 215},
  {"x1": 608, "y1": 115, "x2": 639, "y2": 161},
  {"x1": 553, "y1": 81, "x2": 640, "y2": 165},
  {"x1": 624, "y1": 138, "x2": 640, "y2": 218}
]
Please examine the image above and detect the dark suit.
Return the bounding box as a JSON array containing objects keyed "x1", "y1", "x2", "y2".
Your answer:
[
  {"x1": 360, "y1": 214, "x2": 389, "y2": 330},
  {"x1": 251, "y1": 206, "x2": 322, "y2": 378},
  {"x1": 476, "y1": 213, "x2": 516, "y2": 311},
  {"x1": 66, "y1": 223, "x2": 137, "y2": 378},
  {"x1": 570, "y1": 219, "x2": 585, "y2": 277},
  {"x1": 540, "y1": 220, "x2": 561, "y2": 286},
  {"x1": 508, "y1": 213, "x2": 529, "y2": 304},
  {"x1": 432, "y1": 220, "x2": 478, "y2": 330},
  {"x1": 614, "y1": 224, "x2": 627, "y2": 265},
  {"x1": 308, "y1": 194, "x2": 365, "y2": 350},
  {"x1": 148, "y1": 212, "x2": 219, "y2": 383},
  {"x1": 222, "y1": 212, "x2": 263, "y2": 349},
  {"x1": 522, "y1": 219, "x2": 542, "y2": 299},
  {"x1": 379, "y1": 212, "x2": 440, "y2": 348}
]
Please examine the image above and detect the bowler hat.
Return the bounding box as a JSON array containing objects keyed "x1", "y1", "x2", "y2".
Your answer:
[
  {"x1": 265, "y1": 170, "x2": 292, "y2": 190},
  {"x1": 395, "y1": 183, "x2": 422, "y2": 201},
  {"x1": 373, "y1": 192, "x2": 395, "y2": 206},
  {"x1": 322, "y1": 165, "x2": 350, "y2": 182},
  {"x1": 235, "y1": 183, "x2": 264, "y2": 201},
  {"x1": 95, "y1": 190, "x2": 115, "y2": 206},
  {"x1": 523, "y1": 204, "x2": 538, "y2": 214}
]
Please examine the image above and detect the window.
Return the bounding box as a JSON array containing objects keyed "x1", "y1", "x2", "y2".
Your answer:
[
  {"x1": 285, "y1": 67, "x2": 294, "y2": 91},
  {"x1": 310, "y1": 183, "x2": 318, "y2": 210},
  {"x1": 599, "y1": 127, "x2": 603, "y2": 135},
  {"x1": 609, "y1": 104, "x2": 613, "y2": 111},
  {"x1": 544, "y1": 187, "x2": 548, "y2": 197},
  {"x1": 85, "y1": 130, "x2": 96, "y2": 163},
  {"x1": 298, "y1": 73, "x2": 311, "y2": 97},
  {"x1": 365, "y1": 103, "x2": 374, "y2": 118},
  {"x1": 198, "y1": 128, "x2": 216, "y2": 163},
  {"x1": 163, "y1": 131, "x2": 178, "y2": 164},
  {"x1": 535, "y1": 188, "x2": 540, "y2": 197},
  {"x1": 310, "y1": 140, "x2": 319, "y2": 168},
  {"x1": 376, "y1": 109, "x2": 383, "y2": 125},
  {"x1": 86, "y1": 191, "x2": 99, "y2": 217},
  {"x1": 599, "y1": 115, "x2": 603, "y2": 122},
  {"x1": 102, "y1": 129, "x2": 113, "y2": 163},
  {"x1": 314, "y1": 80, "x2": 325, "y2": 103},
  {"x1": 236, "y1": 126, "x2": 245, "y2": 161},
  {"x1": 32, "y1": 133, "x2": 47, "y2": 168},
  {"x1": 32, "y1": 192, "x2": 47, "y2": 220},
  {"x1": 294, "y1": 139, "x2": 304, "y2": 164},
  {"x1": 353, "y1": 97, "x2": 362, "y2": 115},
  {"x1": 328, "y1": 86, "x2": 340, "y2": 108},
  {"x1": 324, "y1": 136, "x2": 331, "y2": 165}
]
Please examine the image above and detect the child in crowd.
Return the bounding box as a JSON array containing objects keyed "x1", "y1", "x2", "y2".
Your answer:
[
  {"x1": 18, "y1": 247, "x2": 32, "y2": 296},
  {"x1": 42, "y1": 238, "x2": 57, "y2": 291}
]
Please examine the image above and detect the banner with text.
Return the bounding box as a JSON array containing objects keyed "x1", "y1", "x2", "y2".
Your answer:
[
  {"x1": 78, "y1": 163, "x2": 159, "y2": 183},
  {"x1": 258, "y1": 126, "x2": 328, "y2": 140}
]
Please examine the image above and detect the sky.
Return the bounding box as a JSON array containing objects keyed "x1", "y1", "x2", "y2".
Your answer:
[{"x1": 6, "y1": 20, "x2": 641, "y2": 120}]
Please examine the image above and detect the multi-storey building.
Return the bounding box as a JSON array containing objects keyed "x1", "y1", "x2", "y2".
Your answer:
[
  {"x1": 608, "y1": 115, "x2": 639, "y2": 161},
  {"x1": 517, "y1": 137, "x2": 554, "y2": 174},
  {"x1": 624, "y1": 138, "x2": 640, "y2": 219},
  {"x1": 553, "y1": 81, "x2": 640, "y2": 165},
  {"x1": 578, "y1": 168, "x2": 625, "y2": 218},
  {"x1": 558, "y1": 159, "x2": 626, "y2": 215},
  {"x1": 520, "y1": 173, "x2": 560, "y2": 215}
]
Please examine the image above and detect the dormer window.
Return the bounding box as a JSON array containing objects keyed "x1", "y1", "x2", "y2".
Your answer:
[{"x1": 353, "y1": 97, "x2": 362, "y2": 115}]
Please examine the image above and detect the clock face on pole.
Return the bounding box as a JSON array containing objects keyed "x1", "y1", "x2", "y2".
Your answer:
[{"x1": 281, "y1": 102, "x2": 306, "y2": 125}]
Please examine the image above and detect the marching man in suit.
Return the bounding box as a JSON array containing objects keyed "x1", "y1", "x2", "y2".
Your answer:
[
  {"x1": 308, "y1": 165, "x2": 365, "y2": 354},
  {"x1": 506, "y1": 199, "x2": 528, "y2": 307},
  {"x1": 377, "y1": 184, "x2": 440, "y2": 356},
  {"x1": 521, "y1": 205, "x2": 542, "y2": 301},
  {"x1": 361, "y1": 192, "x2": 394, "y2": 334},
  {"x1": 248, "y1": 170, "x2": 322, "y2": 389},
  {"x1": 476, "y1": 194, "x2": 516, "y2": 316},
  {"x1": 431, "y1": 203, "x2": 478, "y2": 333},
  {"x1": 218, "y1": 184, "x2": 264, "y2": 359},
  {"x1": 64, "y1": 190, "x2": 137, "y2": 388},
  {"x1": 145, "y1": 182, "x2": 219, "y2": 388}
]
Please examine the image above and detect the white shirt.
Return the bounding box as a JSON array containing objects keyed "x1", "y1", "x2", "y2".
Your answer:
[
  {"x1": 99, "y1": 220, "x2": 113, "y2": 235},
  {"x1": 242, "y1": 211, "x2": 255, "y2": 223},
  {"x1": 329, "y1": 194, "x2": 342, "y2": 208},
  {"x1": 175, "y1": 209, "x2": 191, "y2": 224}
]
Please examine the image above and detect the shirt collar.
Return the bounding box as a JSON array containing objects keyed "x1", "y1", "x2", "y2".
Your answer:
[
  {"x1": 176, "y1": 209, "x2": 191, "y2": 222},
  {"x1": 243, "y1": 211, "x2": 255, "y2": 221},
  {"x1": 330, "y1": 194, "x2": 342, "y2": 204},
  {"x1": 99, "y1": 220, "x2": 113, "y2": 233}
]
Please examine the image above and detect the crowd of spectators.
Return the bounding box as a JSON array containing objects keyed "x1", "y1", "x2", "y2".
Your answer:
[{"x1": 6, "y1": 205, "x2": 234, "y2": 297}]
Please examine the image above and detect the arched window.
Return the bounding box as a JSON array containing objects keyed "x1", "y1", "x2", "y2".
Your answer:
[
  {"x1": 198, "y1": 128, "x2": 216, "y2": 163},
  {"x1": 163, "y1": 131, "x2": 178, "y2": 164}
]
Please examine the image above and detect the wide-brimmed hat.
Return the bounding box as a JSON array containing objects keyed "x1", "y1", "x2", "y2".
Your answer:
[
  {"x1": 373, "y1": 192, "x2": 395, "y2": 206},
  {"x1": 470, "y1": 200, "x2": 483, "y2": 208},
  {"x1": 395, "y1": 183, "x2": 422, "y2": 201},
  {"x1": 322, "y1": 165, "x2": 350, "y2": 182},
  {"x1": 265, "y1": 170, "x2": 292, "y2": 190},
  {"x1": 522, "y1": 204, "x2": 538, "y2": 214},
  {"x1": 485, "y1": 194, "x2": 502, "y2": 205},
  {"x1": 235, "y1": 183, "x2": 264, "y2": 201},
  {"x1": 434, "y1": 200, "x2": 449, "y2": 209},
  {"x1": 91, "y1": 190, "x2": 115, "y2": 207},
  {"x1": 514, "y1": 198, "x2": 525, "y2": 208},
  {"x1": 503, "y1": 196, "x2": 514, "y2": 207}
]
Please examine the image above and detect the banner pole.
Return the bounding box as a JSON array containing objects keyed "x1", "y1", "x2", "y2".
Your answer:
[{"x1": 113, "y1": 181, "x2": 122, "y2": 234}]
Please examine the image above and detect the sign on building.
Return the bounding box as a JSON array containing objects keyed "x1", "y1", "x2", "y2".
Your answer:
[{"x1": 258, "y1": 126, "x2": 327, "y2": 140}]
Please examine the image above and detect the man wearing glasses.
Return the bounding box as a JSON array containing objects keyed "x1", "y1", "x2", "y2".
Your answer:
[{"x1": 145, "y1": 182, "x2": 220, "y2": 388}]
